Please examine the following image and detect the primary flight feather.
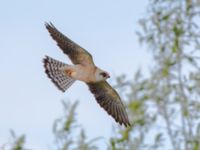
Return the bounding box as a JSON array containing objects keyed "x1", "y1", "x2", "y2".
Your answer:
[{"x1": 43, "y1": 22, "x2": 130, "y2": 127}]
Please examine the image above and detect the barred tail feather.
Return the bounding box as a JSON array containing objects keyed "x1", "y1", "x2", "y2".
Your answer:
[{"x1": 43, "y1": 56, "x2": 75, "y2": 92}]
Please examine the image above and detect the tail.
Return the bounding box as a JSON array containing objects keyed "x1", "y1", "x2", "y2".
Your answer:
[{"x1": 43, "y1": 56, "x2": 75, "y2": 92}]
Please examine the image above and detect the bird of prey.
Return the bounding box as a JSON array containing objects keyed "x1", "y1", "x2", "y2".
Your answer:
[{"x1": 43, "y1": 23, "x2": 130, "y2": 127}]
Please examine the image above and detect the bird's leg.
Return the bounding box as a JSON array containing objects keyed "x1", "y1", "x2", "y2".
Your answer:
[
  {"x1": 60, "y1": 66, "x2": 76, "y2": 78},
  {"x1": 65, "y1": 69, "x2": 76, "y2": 77}
]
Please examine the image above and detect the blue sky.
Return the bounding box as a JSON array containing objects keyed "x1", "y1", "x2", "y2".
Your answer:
[{"x1": 0, "y1": 0, "x2": 150, "y2": 149}]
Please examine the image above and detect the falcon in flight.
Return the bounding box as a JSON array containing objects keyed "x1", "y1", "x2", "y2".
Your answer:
[{"x1": 43, "y1": 23, "x2": 130, "y2": 127}]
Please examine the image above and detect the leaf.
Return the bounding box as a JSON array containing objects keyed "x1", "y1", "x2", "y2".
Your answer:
[
  {"x1": 155, "y1": 133, "x2": 163, "y2": 142},
  {"x1": 63, "y1": 101, "x2": 79, "y2": 131},
  {"x1": 162, "y1": 14, "x2": 170, "y2": 20},
  {"x1": 183, "y1": 109, "x2": 189, "y2": 117},
  {"x1": 193, "y1": 140, "x2": 199, "y2": 150},
  {"x1": 11, "y1": 135, "x2": 26, "y2": 150},
  {"x1": 136, "y1": 119, "x2": 145, "y2": 126},
  {"x1": 129, "y1": 101, "x2": 143, "y2": 111},
  {"x1": 162, "y1": 67, "x2": 169, "y2": 77},
  {"x1": 173, "y1": 25, "x2": 184, "y2": 37}
]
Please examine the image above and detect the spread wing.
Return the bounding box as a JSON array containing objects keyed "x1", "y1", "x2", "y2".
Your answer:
[
  {"x1": 45, "y1": 22, "x2": 94, "y2": 65},
  {"x1": 87, "y1": 81, "x2": 130, "y2": 127}
]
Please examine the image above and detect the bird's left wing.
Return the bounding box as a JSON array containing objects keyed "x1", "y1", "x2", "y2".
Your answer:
[
  {"x1": 87, "y1": 81, "x2": 130, "y2": 127},
  {"x1": 45, "y1": 22, "x2": 94, "y2": 66}
]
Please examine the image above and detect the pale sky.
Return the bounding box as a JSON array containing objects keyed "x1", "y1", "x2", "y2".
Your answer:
[{"x1": 0, "y1": 0, "x2": 150, "y2": 149}]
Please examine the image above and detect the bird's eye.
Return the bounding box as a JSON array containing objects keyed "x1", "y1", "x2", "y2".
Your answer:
[{"x1": 100, "y1": 72, "x2": 107, "y2": 77}]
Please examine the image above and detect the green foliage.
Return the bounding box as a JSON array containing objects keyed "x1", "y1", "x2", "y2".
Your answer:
[
  {"x1": 53, "y1": 101, "x2": 78, "y2": 150},
  {"x1": 75, "y1": 130, "x2": 100, "y2": 150},
  {"x1": 10, "y1": 131, "x2": 26, "y2": 150},
  {"x1": 0, "y1": 130, "x2": 27, "y2": 150},
  {"x1": 53, "y1": 100, "x2": 100, "y2": 150},
  {"x1": 110, "y1": 0, "x2": 200, "y2": 150}
]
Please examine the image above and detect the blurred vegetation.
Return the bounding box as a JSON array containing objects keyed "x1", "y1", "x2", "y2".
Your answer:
[
  {"x1": 111, "y1": 0, "x2": 200, "y2": 150},
  {"x1": 1, "y1": 0, "x2": 200, "y2": 150},
  {"x1": 0, "y1": 130, "x2": 26, "y2": 150},
  {"x1": 52, "y1": 101, "x2": 100, "y2": 150}
]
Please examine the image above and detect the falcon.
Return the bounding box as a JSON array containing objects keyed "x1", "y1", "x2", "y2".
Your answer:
[{"x1": 43, "y1": 22, "x2": 130, "y2": 127}]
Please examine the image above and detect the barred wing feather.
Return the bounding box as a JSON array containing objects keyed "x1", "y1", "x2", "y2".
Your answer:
[
  {"x1": 45, "y1": 23, "x2": 94, "y2": 66},
  {"x1": 87, "y1": 81, "x2": 130, "y2": 127}
]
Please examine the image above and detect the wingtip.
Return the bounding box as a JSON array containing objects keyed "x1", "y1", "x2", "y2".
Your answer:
[
  {"x1": 45, "y1": 21, "x2": 55, "y2": 28},
  {"x1": 49, "y1": 22, "x2": 55, "y2": 27},
  {"x1": 44, "y1": 22, "x2": 49, "y2": 27},
  {"x1": 119, "y1": 119, "x2": 131, "y2": 127},
  {"x1": 124, "y1": 121, "x2": 131, "y2": 127}
]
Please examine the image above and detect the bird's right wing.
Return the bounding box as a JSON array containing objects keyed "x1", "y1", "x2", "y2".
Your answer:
[
  {"x1": 87, "y1": 81, "x2": 130, "y2": 127},
  {"x1": 45, "y1": 22, "x2": 94, "y2": 66}
]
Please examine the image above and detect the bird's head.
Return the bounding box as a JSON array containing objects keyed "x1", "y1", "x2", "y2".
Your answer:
[
  {"x1": 95, "y1": 68, "x2": 110, "y2": 81},
  {"x1": 100, "y1": 71, "x2": 110, "y2": 79}
]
